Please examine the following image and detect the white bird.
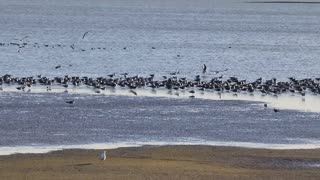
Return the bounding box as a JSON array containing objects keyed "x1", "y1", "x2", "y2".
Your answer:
[{"x1": 100, "y1": 150, "x2": 106, "y2": 160}]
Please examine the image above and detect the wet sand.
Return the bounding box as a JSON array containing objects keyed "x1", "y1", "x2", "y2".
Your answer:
[{"x1": 1, "y1": 145, "x2": 320, "y2": 180}]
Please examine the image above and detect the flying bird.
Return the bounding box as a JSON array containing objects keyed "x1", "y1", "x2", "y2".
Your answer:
[
  {"x1": 14, "y1": 36, "x2": 29, "y2": 41},
  {"x1": 129, "y1": 90, "x2": 137, "y2": 96},
  {"x1": 82, "y1": 31, "x2": 89, "y2": 39},
  {"x1": 65, "y1": 100, "x2": 75, "y2": 104},
  {"x1": 202, "y1": 64, "x2": 207, "y2": 73}
]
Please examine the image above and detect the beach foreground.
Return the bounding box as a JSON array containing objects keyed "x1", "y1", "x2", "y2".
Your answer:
[{"x1": 1, "y1": 145, "x2": 320, "y2": 180}]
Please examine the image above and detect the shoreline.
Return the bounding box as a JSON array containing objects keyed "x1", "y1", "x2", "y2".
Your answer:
[
  {"x1": 2, "y1": 141, "x2": 320, "y2": 156},
  {"x1": 1, "y1": 145, "x2": 320, "y2": 180}
]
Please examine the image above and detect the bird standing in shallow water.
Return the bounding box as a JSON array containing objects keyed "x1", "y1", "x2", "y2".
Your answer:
[
  {"x1": 273, "y1": 108, "x2": 279, "y2": 112},
  {"x1": 100, "y1": 150, "x2": 106, "y2": 160}
]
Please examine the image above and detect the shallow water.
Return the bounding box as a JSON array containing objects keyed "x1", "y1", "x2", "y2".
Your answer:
[
  {"x1": 0, "y1": 91, "x2": 319, "y2": 155},
  {"x1": 1, "y1": 0, "x2": 320, "y2": 154}
]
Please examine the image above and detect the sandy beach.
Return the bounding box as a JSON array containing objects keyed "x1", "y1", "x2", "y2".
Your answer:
[{"x1": 1, "y1": 145, "x2": 320, "y2": 180}]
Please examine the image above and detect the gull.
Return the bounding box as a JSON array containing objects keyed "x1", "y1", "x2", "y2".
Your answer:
[
  {"x1": 202, "y1": 64, "x2": 207, "y2": 73},
  {"x1": 100, "y1": 150, "x2": 106, "y2": 160},
  {"x1": 129, "y1": 90, "x2": 137, "y2": 96},
  {"x1": 65, "y1": 100, "x2": 75, "y2": 104},
  {"x1": 82, "y1": 31, "x2": 89, "y2": 39},
  {"x1": 14, "y1": 36, "x2": 29, "y2": 41}
]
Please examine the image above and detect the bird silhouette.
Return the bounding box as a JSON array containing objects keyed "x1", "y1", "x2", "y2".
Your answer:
[
  {"x1": 82, "y1": 31, "x2": 89, "y2": 39},
  {"x1": 65, "y1": 100, "x2": 75, "y2": 104},
  {"x1": 202, "y1": 64, "x2": 207, "y2": 73},
  {"x1": 129, "y1": 90, "x2": 137, "y2": 96}
]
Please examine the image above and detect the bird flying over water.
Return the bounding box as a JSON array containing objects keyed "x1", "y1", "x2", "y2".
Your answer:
[
  {"x1": 129, "y1": 90, "x2": 137, "y2": 96},
  {"x1": 202, "y1": 64, "x2": 207, "y2": 73},
  {"x1": 14, "y1": 36, "x2": 29, "y2": 41},
  {"x1": 65, "y1": 100, "x2": 75, "y2": 104},
  {"x1": 82, "y1": 31, "x2": 89, "y2": 39}
]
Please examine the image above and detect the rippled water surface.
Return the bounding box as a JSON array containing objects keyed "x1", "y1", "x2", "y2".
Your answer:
[
  {"x1": 0, "y1": 92, "x2": 319, "y2": 148},
  {"x1": 1, "y1": 0, "x2": 320, "y2": 80}
]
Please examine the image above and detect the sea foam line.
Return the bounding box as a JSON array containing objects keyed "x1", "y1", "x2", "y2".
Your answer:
[{"x1": 1, "y1": 140, "x2": 320, "y2": 156}]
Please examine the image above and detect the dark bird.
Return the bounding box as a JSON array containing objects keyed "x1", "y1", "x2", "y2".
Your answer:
[
  {"x1": 16, "y1": 86, "x2": 25, "y2": 90},
  {"x1": 82, "y1": 31, "x2": 89, "y2": 39},
  {"x1": 65, "y1": 100, "x2": 75, "y2": 104},
  {"x1": 55, "y1": 65, "x2": 62, "y2": 69},
  {"x1": 264, "y1": 103, "x2": 268, "y2": 108},
  {"x1": 14, "y1": 36, "x2": 29, "y2": 41},
  {"x1": 129, "y1": 90, "x2": 137, "y2": 96},
  {"x1": 202, "y1": 64, "x2": 207, "y2": 73},
  {"x1": 273, "y1": 108, "x2": 279, "y2": 113}
]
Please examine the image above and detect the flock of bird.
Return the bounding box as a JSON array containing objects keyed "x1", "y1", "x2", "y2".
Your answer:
[
  {"x1": 1, "y1": 65, "x2": 320, "y2": 104},
  {"x1": 2, "y1": 34, "x2": 319, "y2": 114},
  {"x1": 0, "y1": 32, "x2": 160, "y2": 52},
  {"x1": 0, "y1": 41, "x2": 122, "y2": 52}
]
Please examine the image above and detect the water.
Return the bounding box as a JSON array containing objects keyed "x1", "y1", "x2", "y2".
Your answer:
[
  {"x1": 0, "y1": 91, "x2": 319, "y2": 155},
  {"x1": 1, "y1": 0, "x2": 320, "y2": 79},
  {"x1": 1, "y1": 0, "x2": 320, "y2": 154}
]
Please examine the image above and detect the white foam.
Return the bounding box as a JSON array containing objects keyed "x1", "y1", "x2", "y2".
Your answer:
[
  {"x1": 308, "y1": 164, "x2": 320, "y2": 168},
  {"x1": 1, "y1": 140, "x2": 320, "y2": 155}
]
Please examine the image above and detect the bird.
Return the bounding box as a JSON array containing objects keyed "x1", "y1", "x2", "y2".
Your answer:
[
  {"x1": 65, "y1": 100, "x2": 75, "y2": 104},
  {"x1": 55, "y1": 65, "x2": 61, "y2": 69},
  {"x1": 273, "y1": 108, "x2": 279, "y2": 113},
  {"x1": 264, "y1": 103, "x2": 268, "y2": 108},
  {"x1": 100, "y1": 150, "x2": 106, "y2": 160},
  {"x1": 202, "y1": 64, "x2": 207, "y2": 73},
  {"x1": 82, "y1": 31, "x2": 89, "y2": 39},
  {"x1": 129, "y1": 90, "x2": 137, "y2": 96},
  {"x1": 14, "y1": 36, "x2": 29, "y2": 41}
]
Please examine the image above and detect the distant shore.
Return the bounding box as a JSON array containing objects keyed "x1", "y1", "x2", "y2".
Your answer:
[{"x1": 1, "y1": 145, "x2": 319, "y2": 180}]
